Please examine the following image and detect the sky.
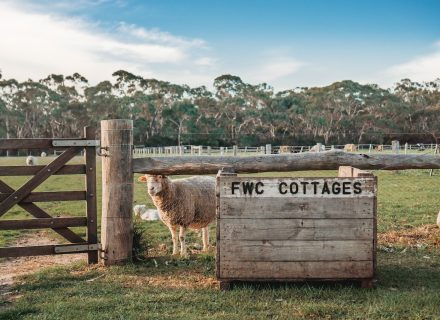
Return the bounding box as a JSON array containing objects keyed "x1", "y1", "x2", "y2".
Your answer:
[{"x1": 0, "y1": 0, "x2": 439, "y2": 91}]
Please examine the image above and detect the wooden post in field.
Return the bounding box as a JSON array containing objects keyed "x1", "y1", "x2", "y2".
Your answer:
[
  {"x1": 404, "y1": 143, "x2": 408, "y2": 154},
  {"x1": 101, "y1": 119, "x2": 133, "y2": 265},
  {"x1": 220, "y1": 147, "x2": 224, "y2": 155},
  {"x1": 199, "y1": 145, "x2": 203, "y2": 156},
  {"x1": 233, "y1": 145, "x2": 238, "y2": 156},
  {"x1": 207, "y1": 146, "x2": 211, "y2": 156}
]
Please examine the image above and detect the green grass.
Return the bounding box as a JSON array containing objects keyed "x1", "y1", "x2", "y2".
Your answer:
[{"x1": 1, "y1": 157, "x2": 440, "y2": 319}]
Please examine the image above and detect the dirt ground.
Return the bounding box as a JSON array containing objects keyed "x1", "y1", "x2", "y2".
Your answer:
[{"x1": 0, "y1": 231, "x2": 86, "y2": 303}]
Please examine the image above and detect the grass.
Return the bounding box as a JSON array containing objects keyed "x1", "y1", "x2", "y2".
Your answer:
[{"x1": 1, "y1": 156, "x2": 440, "y2": 319}]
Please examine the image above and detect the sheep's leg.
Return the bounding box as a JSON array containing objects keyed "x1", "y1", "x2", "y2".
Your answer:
[
  {"x1": 168, "y1": 225, "x2": 179, "y2": 255},
  {"x1": 202, "y1": 226, "x2": 209, "y2": 252},
  {"x1": 179, "y1": 226, "x2": 188, "y2": 257}
]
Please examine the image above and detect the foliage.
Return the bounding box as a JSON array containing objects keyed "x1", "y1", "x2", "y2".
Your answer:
[{"x1": 1, "y1": 72, "x2": 440, "y2": 146}]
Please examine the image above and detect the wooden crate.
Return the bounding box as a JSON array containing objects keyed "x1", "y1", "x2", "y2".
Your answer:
[{"x1": 216, "y1": 166, "x2": 377, "y2": 290}]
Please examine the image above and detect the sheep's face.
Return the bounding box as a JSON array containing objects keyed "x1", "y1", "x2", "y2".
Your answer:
[{"x1": 138, "y1": 175, "x2": 166, "y2": 196}]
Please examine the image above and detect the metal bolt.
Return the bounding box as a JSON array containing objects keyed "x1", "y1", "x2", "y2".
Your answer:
[
  {"x1": 47, "y1": 168, "x2": 51, "y2": 172},
  {"x1": 14, "y1": 196, "x2": 18, "y2": 200}
]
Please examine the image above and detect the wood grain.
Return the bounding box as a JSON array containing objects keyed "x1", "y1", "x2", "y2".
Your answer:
[
  {"x1": 219, "y1": 197, "x2": 374, "y2": 219},
  {"x1": 219, "y1": 218, "x2": 373, "y2": 241},
  {"x1": 0, "y1": 165, "x2": 86, "y2": 176},
  {"x1": 219, "y1": 261, "x2": 373, "y2": 279},
  {"x1": 133, "y1": 150, "x2": 440, "y2": 175},
  {"x1": 219, "y1": 240, "x2": 373, "y2": 262},
  {"x1": 0, "y1": 217, "x2": 87, "y2": 230},
  {"x1": 84, "y1": 126, "x2": 98, "y2": 264},
  {"x1": 0, "y1": 191, "x2": 86, "y2": 203},
  {"x1": 100, "y1": 120, "x2": 133, "y2": 265}
]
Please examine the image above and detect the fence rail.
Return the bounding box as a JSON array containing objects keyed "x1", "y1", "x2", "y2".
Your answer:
[{"x1": 133, "y1": 143, "x2": 439, "y2": 157}]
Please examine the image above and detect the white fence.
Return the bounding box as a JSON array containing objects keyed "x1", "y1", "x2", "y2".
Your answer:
[{"x1": 133, "y1": 143, "x2": 439, "y2": 157}]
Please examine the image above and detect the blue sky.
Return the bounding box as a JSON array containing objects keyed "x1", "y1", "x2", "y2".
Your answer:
[{"x1": 1, "y1": 0, "x2": 439, "y2": 90}]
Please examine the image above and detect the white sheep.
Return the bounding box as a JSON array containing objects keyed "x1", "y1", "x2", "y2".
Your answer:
[
  {"x1": 309, "y1": 144, "x2": 325, "y2": 152},
  {"x1": 437, "y1": 211, "x2": 440, "y2": 228},
  {"x1": 41, "y1": 152, "x2": 47, "y2": 157},
  {"x1": 26, "y1": 156, "x2": 38, "y2": 166},
  {"x1": 133, "y1": 204, "x2": 160, "y2": 221},
  {"x1": 138, "y1": 174, "x2": 216, "y2": 257}
]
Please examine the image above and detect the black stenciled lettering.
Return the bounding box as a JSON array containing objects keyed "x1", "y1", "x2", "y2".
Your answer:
[
  {"x1": 322, "y1": 181, "x2": 330, "y2": 194},
  {"x1": 353, "y1": 181, "x2": 362, "y2": 194},
  {"x1": 332, "y1": 182, "x2": 341, "y2": 194},
  {"x1": 279, "y1": 182, "x2": 288, "y2": 194},
  {"x1": 242, "y1": 182, "x2": 255, "y2": 195},
  {"x1": 311, "y1": 181, "x2": 319, "y2": 194},
  {"x1": 255, "y1": 182, "x2": 264, "y2": 194},
  {"x1": 342, "y1": 182, "x2": 351, "y2": 194},
  {"x1": 231, "y1": 182, "x2": 240, "y2": 195},
  {"x1": 290, "y1": 182, "x2": 299, "y2": 194},
  {"x1": 300, "y1": 181, "x2": 309, "y2": 194}
]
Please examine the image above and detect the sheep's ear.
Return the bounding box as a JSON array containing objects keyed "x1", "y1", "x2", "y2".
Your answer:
[{"x1": 138, "y1": 175, "x2": 148, "y2": 183}]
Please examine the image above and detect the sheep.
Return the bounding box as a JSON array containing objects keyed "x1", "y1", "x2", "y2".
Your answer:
[
  {"x1": 133, "y1": 204, "x2": 160, "y2": 221},
  {"x1": 344, "y1": 144, "x2": 357, "y2": 152},
  {"x1": 41, "y1": 152, "x2": 47, "y2": 157},
  {"x1": 26, "y1": 156, "x2": 38, "y2": 166},
  {"x1": 309, "y1": 144, "x2": 325, "y2": 152},
  {"x1": 437, "y1": 211, "x2": 440, "y2": 228},
  {"x1": 138, "y1": 174, "x2": 216, "y2": 257},
  {"x1": 278, "y1": 146, "x2": 292, "y2": 153}
]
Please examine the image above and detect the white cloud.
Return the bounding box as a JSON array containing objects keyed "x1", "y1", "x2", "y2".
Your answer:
[
  {"x1": 256, "y1": 59, "x2": 303, "y2": 82},
  {"x1": 194, "y1": 57, "x2": 217, "y2": 67},
  {"x1": 385, "y1": 41, "x2": 440, "y2": 83},
  {"x1": 0, "y1": 1, "x2": 216, "y2": 86},
  {"x1": 117, "y1": 23, "x2": 206, "y2": 48}
]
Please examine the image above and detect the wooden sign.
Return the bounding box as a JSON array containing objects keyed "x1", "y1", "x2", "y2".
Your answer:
[{"x1": 216, "y1": 168, "x2": 377, "y2": 289}]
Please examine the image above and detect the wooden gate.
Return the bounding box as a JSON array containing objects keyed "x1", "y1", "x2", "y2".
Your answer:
[{"x1": 0, "y1": 127, "x2": 99, "y2": 264}]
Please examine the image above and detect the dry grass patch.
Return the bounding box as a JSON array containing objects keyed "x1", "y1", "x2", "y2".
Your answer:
[{"x1": 378, "y1": 224, "x2": 440, "y2": 248}]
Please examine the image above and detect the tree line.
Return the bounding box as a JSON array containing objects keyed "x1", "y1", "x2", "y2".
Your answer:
[{"x1": 1, "y1": 70, "x2": 439, "y2": 147}]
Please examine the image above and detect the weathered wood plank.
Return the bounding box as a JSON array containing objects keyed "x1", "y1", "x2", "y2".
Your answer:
[
  {"x1": 0, "y1": 217, "x2": 87, "y2": 230},
  {"x1": 84, "y1": 126, "x2": 98, "y2": 264},
  {"x1": 0, "y1": 165, "x2": 86, "y2": 176},
  {"x1": 0, "y1": 244, "x2": 91, "y2": 258},
  {"x1": 0, "y1": 181, "x2": 85, "y2": 243},
  {"x1": 219, "y1": 261, "x2": 373, "y2": 279},
  {"x1": 133, "y1": 150, "x2": 440, "y2": 175},
  {"x1": 219, "y1": 197, "x2": 374, "y2": 219},
  {"x1": 219, "y1": 219, "x2": 373, "y2": 240},
  {"x1": 0, "y1": 191, "x2": 86, "y2": 203},
  {"x1": 0, "y1": 139, "x2": 56, "y2": 150},
  {"x1": 0, "y1": 147, "x2": 81, "y2": 217},
  {"x1": 219, "y1": 240, "x2": 373, "y2": 261},
  {"x1": 218, "y1": 177, "x2": 375, "y2": 198},
  {"x1": 0, "y1": 138, "x2": 88, "y2": 150}
]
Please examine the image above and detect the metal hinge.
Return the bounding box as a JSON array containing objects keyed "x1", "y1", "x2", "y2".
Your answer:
[{"x1": 52, "y1": 140, "x2": 100, "y2": 147}]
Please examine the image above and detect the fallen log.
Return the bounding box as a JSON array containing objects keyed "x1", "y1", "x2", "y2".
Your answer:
[{"x1": 132, "y1": 150, "x2": 440, "y2": 175}]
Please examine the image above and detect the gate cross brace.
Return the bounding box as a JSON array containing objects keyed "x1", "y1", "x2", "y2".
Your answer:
[
  {"x1": 0, "y1": 180, "x2": 85, "y2": 243},
  {"x1": 0, "y1": 147, "x2": 81, "y2": 216}
]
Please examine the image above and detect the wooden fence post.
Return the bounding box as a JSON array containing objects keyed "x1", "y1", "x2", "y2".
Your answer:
[
  {"x1": 84, "y1": 126, "x2": 98, "y2": 264},
  {"x1": 101, "y1": 119, "x2": 133, "y2": 265}
]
